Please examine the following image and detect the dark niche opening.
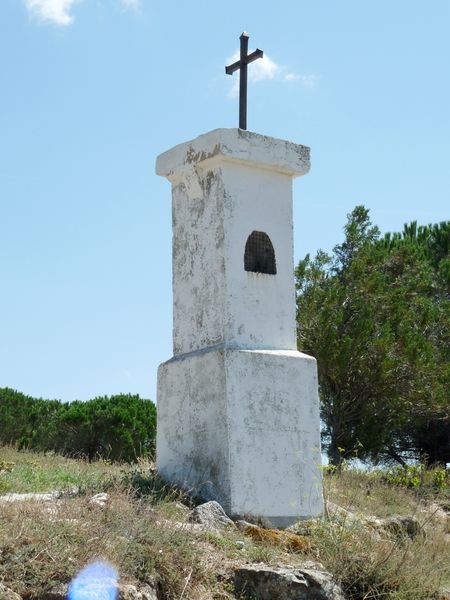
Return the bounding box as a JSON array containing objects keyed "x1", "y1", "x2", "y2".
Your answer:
[{"x1": 244, "y1": 230, "x2": 277, "y2": 275}]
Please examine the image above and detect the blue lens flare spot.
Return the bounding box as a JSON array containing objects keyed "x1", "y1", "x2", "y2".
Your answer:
[{"x1": 68, "y1": 561, "x2": 118, "y2": 600}]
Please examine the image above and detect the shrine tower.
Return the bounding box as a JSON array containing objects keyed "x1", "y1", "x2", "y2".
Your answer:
[{"x1": 155, "y1": 128, "x2": 323, "y2": 527}]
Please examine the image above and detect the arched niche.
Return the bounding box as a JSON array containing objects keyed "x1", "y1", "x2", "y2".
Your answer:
[{"x1": 244, "y1": 230, "x2": 277, "y2": 275}]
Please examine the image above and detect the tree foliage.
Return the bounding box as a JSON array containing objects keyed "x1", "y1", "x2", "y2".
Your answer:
[
  {"x1": 296, "y1": 206, "x2": 450, "y2": 465},
  {"x1": 0, "y1": 389, "x2": 156, "y2": 462}
]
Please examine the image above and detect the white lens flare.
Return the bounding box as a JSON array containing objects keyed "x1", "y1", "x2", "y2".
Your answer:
[{"x1": 68, "y1": 561, "x2": 118, "y2": 600}]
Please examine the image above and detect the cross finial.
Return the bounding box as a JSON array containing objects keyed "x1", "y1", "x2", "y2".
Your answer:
[{"x1": 225, "y1": 33, "x2": 263, "y2": 130}]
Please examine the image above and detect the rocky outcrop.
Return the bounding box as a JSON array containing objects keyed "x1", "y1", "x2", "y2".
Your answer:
[
  {"x1": 188, "y1": 501, "x2": 234, "y2": 531},
  {"x1": 234, "y1": 563, "x2": 346, "y2": 600}
]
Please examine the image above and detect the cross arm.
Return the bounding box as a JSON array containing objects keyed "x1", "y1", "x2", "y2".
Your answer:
[
  {"x1": 246, "y1": 48, "x2": 263, "y2": 64},
  {"x1": 225, "y1": 60, "x2": 241, "y2": 75},
  {"x1": 225, "y1": 49, "x2": 264, "y2": 75}
]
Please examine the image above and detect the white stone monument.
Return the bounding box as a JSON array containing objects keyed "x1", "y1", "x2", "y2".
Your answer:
[{"x1": 156, "y1": 128, "x2": 323, "y2": 527}]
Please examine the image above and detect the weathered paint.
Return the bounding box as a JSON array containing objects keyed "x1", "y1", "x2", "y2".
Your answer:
[
  {"x1": 156, "y1": 128, "x2": 310, "y2": 183},
  {"x1": 156, "y1": 128, "x2": 323, "y2": 526}
]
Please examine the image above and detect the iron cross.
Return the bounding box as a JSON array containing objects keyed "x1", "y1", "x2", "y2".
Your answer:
[{"x1": 225, "y1": 32, "x2": 263, "y2": 130}]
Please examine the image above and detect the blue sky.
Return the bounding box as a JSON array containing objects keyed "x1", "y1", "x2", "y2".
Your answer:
[{"x1": 1, "y1": 0, "x2": 449, "y2": 403}]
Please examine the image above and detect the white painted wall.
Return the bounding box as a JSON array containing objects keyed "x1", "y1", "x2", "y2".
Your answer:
[
  {"x1": 222, "y1": 162, "x2": 297, "y2": 350},
  {"x1": 170, "y1": 167, "x2": 226, "y2": 355},
  {"x1": 157, "y1": 348, "x2": 231, "y2": 508},
  {"x1": 226, "y1": 349, "x2": 323, "y2": 524},
  {"x1": 156, "y1": 129, "x2": 309, "y2": 355}
]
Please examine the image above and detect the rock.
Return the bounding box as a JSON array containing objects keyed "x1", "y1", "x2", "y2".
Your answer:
[
  {"x1": 301, "y1": 560, "x2": 327, "y2": 572},
  {"x1": 286, "y1": 519, "x2": 319, "y2": 536},
  {"x1": 235, "y1": 520, "x2": 311, "y2": 551},
  {"x1": 234, "y1": 564, "x2": 346, "y2": 600},
  {"x1": 171, "y1": 520, "x2": 205, "y2": 533},
  {"x1": 325, "y1": 501, "x2": 359, "y2": 525},
  {"x1": 438, "y1": 587, "x2": 450, "y2": 600},
  {"x1": 0, "y1": 492, "x2": 60, "y2": 503},
  {"x1": 241, "y1": 523, "x2": 312, "y2": 552},
  {"x1": 89, "y1": 492, "x2": 109, "y2": 508},
  {"x1": 235, "y1": 519, "x2": 255, "y2": 530},
  {"x1": 373, "y1": 515, "x2": 422, "y2": 539},
  {"x1": 0, "y1": 583, "x2": 22, "y2": 600},
  {"x1": 188, "y1": 501, "x2": 234, "y2": 530},
  {"x1": 42, "y1": 582, "x2": 159, "y2": 600},
  {"x1": 420, "y1": 502, "x2": 449, "y2": 527},
  {"x1": 0, "y1": 488, "x2": 79, "y2": 504},
  {"x1": 363, "y1": 516, "x2": 384, "y2": 528},
  {"x1": 118, "y1": 583, "x2": 158, "y2": 600},
  {"x1": 325, "y1": 501, "x2": 423, "y2": 540},
  {"x1": 42, "y1": 582, "x2": 68, "y2": 599}
]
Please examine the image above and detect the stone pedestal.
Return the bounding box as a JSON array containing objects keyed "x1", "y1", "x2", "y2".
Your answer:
[{"x1": 156, "y1": 128, "x2": 323, "y2": 526}]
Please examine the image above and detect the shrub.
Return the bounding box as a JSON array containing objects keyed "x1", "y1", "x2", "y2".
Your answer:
[
  {"x1": 0, "y1": 388, "x2": 156, "y2": 462},
  {"x1": 384, "y1": 464, "x2": 449, "y2": 493}
]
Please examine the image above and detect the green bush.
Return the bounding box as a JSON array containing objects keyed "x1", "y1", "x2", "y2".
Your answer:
[
  {"x1": 0, "y1": 388, "x2": 156, "y2": 462},
  {"x1": 384, "y1": 463, "x2": 449, "y2": 492}
]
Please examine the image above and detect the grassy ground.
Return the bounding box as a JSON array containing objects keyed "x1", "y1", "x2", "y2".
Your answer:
[
  {"x1": 0, "y1": 447, "x2": 449, "y2": 600},
  {"x1": 0, "y1": 446, "x2": 119, "y2": 495},
  {"x1": 325, "y1": 467, "x2": 450, "y2": 521}
]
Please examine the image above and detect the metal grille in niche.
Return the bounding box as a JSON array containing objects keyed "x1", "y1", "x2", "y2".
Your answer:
[{"x1": 244, "y1": 231, "x2": 277, "y2": 275}]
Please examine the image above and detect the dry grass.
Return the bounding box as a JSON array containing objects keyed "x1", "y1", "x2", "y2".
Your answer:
[
  {"x1": 0, "y1": 484, "x2": 228, "y2": 599},
  {"x1": 1, "y1": 447, "x2": 449, "y2": 600},
  {"x1": 324, "y1": 468, "x2": 423, "y2": 518},
  {"x1": 321, "y1": 466, "x2": 450, "y2": 599},
  {"x1": 0, "y1": 449, "x2": 276, "y2": 598},
  {"x1": 309, "y1": 511, "x2": 449, "y2": 600}
]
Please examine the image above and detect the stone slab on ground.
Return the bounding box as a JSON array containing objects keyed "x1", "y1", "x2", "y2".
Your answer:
[
  {"x1": 0, "y1": 488, "x2": 79, "y2": 504},
  {"x1": 234, "y1": 563, "x2": 346, "y2": 600}
]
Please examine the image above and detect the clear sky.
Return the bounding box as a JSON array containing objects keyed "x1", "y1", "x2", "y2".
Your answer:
[{"x1": 1, "y1": 0, "x2": 449, "y2": 403}]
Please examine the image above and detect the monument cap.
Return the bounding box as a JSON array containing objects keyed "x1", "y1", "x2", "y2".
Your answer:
[{"x1": 155, "y1": 128, "x2": 310, "y2": 182}]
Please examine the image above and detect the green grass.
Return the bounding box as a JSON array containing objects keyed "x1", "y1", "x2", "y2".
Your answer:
[{"x1": 0, "y1": 446, "x2": 121, "y2": 494}]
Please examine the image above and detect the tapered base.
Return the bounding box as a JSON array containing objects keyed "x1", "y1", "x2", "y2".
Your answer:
[{"x1": 156, "y1": 346, "x2": 323, "y2": 527}]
